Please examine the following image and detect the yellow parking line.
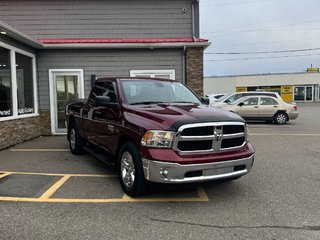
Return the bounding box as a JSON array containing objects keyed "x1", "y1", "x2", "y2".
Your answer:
[
  {"x1": 39, "y1": 175, "x2": 71, "y2": 200},
  {"x1": 0, "y1": 172, "x2": 11, "y2": 179},
  {"x1": 0, "y1": 170, "x2": 209, "y2": 203},
  {"x1": 0, "y1": 187, "x2": 209, "y2": 203},
  {"x1": 121, "y1": 187, "x2": 209, "y2": 202},
  {"x1": 10, "y1": 149, "x2": 69, "y2": 152},
  {"x1": 0, "y1": 171, "x2": 117, "y2": 178}
]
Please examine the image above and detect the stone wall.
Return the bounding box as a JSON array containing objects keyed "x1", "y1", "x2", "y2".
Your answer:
[
  {"x1": 0, "y1": 111, "x2": 51, "y2": 150},
  {"x1": 186, "y1": 47, "x2": 204, "y2": 97}
]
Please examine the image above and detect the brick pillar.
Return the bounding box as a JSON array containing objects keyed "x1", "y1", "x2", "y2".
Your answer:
[{"x1": 186, "y1": 47, "x2": 204, "y2": 97}]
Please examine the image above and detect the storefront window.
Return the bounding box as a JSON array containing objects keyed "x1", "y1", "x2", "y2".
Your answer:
[
  {"x1": 0, "y1": 47, "x2": 12, "y2": 117},
  {"x1": 16, "y1": 53, "x2": 34, "y2": 115},
  {"x1": 0, "y1": 42, "x2": 37, "y2": 121}
]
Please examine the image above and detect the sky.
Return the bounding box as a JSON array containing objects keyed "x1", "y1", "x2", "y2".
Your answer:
[{"x1": 200, "y1": 0, "x2": 320, "y2": 76}]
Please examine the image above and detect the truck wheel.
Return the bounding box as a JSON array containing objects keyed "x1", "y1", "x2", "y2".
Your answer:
[
  {"x1": 118, "y1": 142, "x2": 147, "y2": 197},
  {"x1": 69, "y1": 123, "x2": 85, "y2": 155},
  {"x1": 274, "y1": 112, "x2": 288, "y2": 124}
]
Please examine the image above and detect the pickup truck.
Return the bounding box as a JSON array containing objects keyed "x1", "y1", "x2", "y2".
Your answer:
[{"x1": 66, "y1": 77, "x2": 255, "y2": 196}]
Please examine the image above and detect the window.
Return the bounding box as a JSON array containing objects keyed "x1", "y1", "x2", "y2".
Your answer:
[
  {"x1": 130, "y1": 70, "x2": 175, "y2": 80},
  {"x1": 260, "y1": 97, "x2": 278, "y2": 105},
  {"x1": 121, "y1": 79, "x2": 201, "y2": 105},
  {"x1": 0, "y1": 42, "x2": 37, "y2": 121},
  {"x1": 16, "y1": 53, "x2": 34, "y2": 115},
  {"x1": 0, "y1": 47, "x2": 12, "y2": 117},
  {"x1": 242, "y1": 97, "x2": 259, "y2": 106}
]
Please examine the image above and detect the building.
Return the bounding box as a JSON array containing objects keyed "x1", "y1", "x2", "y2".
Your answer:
[
  {"x1": 0, "y1": 0, "x2": 210, "y2": 149},
  {"x1": 204, "y1": 72, "x2": 320, "y2": 103}
]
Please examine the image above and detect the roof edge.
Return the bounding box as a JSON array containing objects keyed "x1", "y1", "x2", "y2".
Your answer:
[{"x1": 0, "y1": 21, "x2": 43, "y2": 48}]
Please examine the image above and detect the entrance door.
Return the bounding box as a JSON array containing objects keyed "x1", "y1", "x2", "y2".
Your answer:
[
  {"x1": 49, "y1": 69, "x2": 84, "y2": 134},
  {"x1": 294, "y1": 86, "x2": 313, "y2": 101}
]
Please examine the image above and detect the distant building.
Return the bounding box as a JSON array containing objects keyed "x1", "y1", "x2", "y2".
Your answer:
[{"x1": 204, "y1": 72, "x2": 320, "y2": 102}]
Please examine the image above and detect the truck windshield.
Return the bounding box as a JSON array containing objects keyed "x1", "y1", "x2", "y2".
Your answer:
[{"x1": 121, "y1": 80, "x2": 202, "y2": 105}]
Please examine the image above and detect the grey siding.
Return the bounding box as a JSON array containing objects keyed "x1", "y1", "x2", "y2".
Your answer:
[
  {"x1": 0, "y1": 0, "x2": 193, "y2": 40},
  {"x1": 37, "y1": 49, "x2": 183, "y2": 110}
]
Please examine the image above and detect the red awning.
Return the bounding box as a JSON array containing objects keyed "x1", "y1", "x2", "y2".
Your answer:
[{"x1": 39, "y1": 38, "x2": 208, "y2": 44}]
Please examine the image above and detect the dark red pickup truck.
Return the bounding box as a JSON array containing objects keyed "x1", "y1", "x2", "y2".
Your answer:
[{"x1": 66, "y1": 77, "x2": 255, "y2": 196}]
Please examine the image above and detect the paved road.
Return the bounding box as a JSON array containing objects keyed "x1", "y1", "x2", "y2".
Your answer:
[{"x1": 0, "y1": 103, "x2": 319, "y2": 240}]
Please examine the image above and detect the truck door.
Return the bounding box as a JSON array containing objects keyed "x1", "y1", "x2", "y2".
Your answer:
[{"x1": 91, "y1": 81, "x2": 121, "y2": 153}]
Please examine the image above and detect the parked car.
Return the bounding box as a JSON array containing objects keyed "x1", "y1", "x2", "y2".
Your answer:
[
  {"x1": 205, "y1": 93, "x2": 227, "y2": 105},
  {"x1": 222, "y1": 95, "x2": 298, "y2": 124},
  {"x1": 66, "y1": 77, "x2": 255, "y2": 196},
  {"x1": 212, "y1": 91, "x2": 283, "y2": 107}
]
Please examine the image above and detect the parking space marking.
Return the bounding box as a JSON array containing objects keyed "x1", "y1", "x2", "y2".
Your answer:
[
  {"x1": 10, "y1": 149, "x2": 69, "y2": 152},
  {"x1": 0, "y1": 171, "x2": 209, "y2": 203},
  {"x1": 0, "y1": 172, "x2": 11, "y2": 179},
  {"x1": 39, "y1": 175, "x2": 71, "y2": 200},
  {"x1": 0, "y1": 171, "x2": 117, "y2": 178}
]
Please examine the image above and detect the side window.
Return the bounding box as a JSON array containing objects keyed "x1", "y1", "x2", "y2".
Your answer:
[
  {"x1": 102, "y1": 82, "x2": 118, "y2": 103},
  {"x1": 260, "y1": 97, "x2": 278, "y2": 105},
  {"x1": 242, "y1": 97, "x2": 258, "y2": 106}
]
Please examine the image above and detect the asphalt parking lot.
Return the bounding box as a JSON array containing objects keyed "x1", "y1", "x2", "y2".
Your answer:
[{"x1": 0, "y1": 102, "x2": 319, "y2": 240}]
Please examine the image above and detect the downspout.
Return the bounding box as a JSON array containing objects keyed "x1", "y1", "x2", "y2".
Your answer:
[
  {"x1": 191, "y1": 0, "x2": 200, "y2": 41},
  {"x1": 191, "y1": 1, "x2": 196, "y2": 42},
  {"x1": 182, "y1": 46, "x2": 187, "y2": 84}
]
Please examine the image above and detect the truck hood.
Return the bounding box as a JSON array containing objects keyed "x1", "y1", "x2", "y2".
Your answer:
[{"x1": 125, "y1": 103, "x2": 245, "y2": 131}]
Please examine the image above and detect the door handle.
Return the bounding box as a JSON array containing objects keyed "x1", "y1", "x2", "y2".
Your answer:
[
  {"x1": 273, "y1": 106, "x2": 278, "y2": 108},
  {"x1": 254, "y1": 106, "x2": 259, "y2": 108}
]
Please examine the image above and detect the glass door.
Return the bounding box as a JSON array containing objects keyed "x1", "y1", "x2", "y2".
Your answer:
[
  {"x1": 306, "y1": 86, "x2": 313, "y2": 101},
  {"x1": 49, "y1": 69, "x2": 84, "y2": 134},
  {"x1": 56, "y1": 76, "x2": 78, "y2": 130}
]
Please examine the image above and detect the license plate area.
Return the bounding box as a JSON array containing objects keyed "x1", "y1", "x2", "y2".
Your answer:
[{"x1": 203, "y1": 167, "x2": 234, "y2": 176}]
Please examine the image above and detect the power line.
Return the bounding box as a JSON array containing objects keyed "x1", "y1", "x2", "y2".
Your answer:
[
  {"x1": 201, "y1": 0, "x2": 277, "y2": 7},
  {"x1": 211, "y1": 37, "x2": 320, "y2": 48},
  {"x1": 206, "y1": 52, "x2": 320, "y2": 62},
  {"x1": 205, "y1": 47, "x2": 320, "y2": 55}
]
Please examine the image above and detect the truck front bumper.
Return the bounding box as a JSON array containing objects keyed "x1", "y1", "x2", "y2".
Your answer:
[{"x1": 142, "y1": 154, "x2": 254, "y2": 183}]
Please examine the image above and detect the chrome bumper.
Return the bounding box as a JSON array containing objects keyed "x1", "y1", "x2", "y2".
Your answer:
[{"x1": 142, "y1": 154, "x2": 254, "y2": 183}]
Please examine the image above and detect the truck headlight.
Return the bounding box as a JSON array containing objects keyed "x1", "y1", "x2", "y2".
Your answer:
[{"x1": 141, "y1": 130, "x2": 175, "y2": 148}]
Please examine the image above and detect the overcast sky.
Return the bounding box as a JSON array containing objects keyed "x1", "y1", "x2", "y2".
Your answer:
[{"x1": 200, "y1": 0, "x2": 320, "y2": 76}]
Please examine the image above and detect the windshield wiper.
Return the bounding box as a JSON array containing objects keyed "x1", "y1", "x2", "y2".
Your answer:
[
  {"x1": 130, "y1": 101, "x2": 165, "y2": 105},
  {"x1": 171, "y1": 101, "x2": 199, "y2": 104}
]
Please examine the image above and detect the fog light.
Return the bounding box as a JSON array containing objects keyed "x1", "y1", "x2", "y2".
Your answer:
[{"x1": 160, "y1": 168, "x2": 168, "y2": 178}]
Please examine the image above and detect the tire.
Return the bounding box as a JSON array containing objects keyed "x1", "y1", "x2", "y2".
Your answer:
[
  {"x1": 118, "y1": 142, "x2": 147, "y2": 197},
  {"x1": 274, "y1": 112, "x2": 288, "y2": 124},
  {"x1": 69, "y1": 122, "x2": 85, "y2": 155}
]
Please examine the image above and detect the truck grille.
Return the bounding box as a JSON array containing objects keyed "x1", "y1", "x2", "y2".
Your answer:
[{"x1": 172, "y1": 122, "x2": 246, "y2": 154}]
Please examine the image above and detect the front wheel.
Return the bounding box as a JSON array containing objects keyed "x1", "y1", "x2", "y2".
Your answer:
[
  {"x1": 274, "y1": 112, "x2": 288, "y2": 124},
  {"x1": 118, "y1": 142, "x2": 147, "y2": 197}
]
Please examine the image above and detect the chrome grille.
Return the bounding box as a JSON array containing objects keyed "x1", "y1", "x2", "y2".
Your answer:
[{"x1": 172, "y1": 122, "x2": 246, "y2": 154}]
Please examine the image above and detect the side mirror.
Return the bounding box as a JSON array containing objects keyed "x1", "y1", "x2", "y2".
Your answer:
[
  {"x1": 238, "y1": 102, "x2": 244, "y2": 107},
  {"x1": 201, "y1": 97, "x2": 210, "y2": 105},
  {"x1": 95, "y1": 96, "x2": 119, "y2": 109},
  {"x1": 225, "y1": 99, "x2": 231, "y2": 104}
]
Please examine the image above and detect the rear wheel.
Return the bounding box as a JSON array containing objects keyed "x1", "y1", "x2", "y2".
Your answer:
[
  {"x1": 69, "y1": 123, "x2": 85, "y2": 155},
  {"x1": 118, "y1": 142, "x2": 147, "y2": 197},
  {"x1": 274, "y1": 112, "x2": 288, "y2": 124}
]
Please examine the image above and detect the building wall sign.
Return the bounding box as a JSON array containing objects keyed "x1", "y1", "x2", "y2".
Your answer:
[
  {"x1": 307, "y1": 68, "x2": 319, "y2": 73},
  {"x1": 236, "y1": 86, "x2": 247, "y2": 92},
  {"x1": 281, "y1": 85, "x2": 293, "y2": 102}
]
